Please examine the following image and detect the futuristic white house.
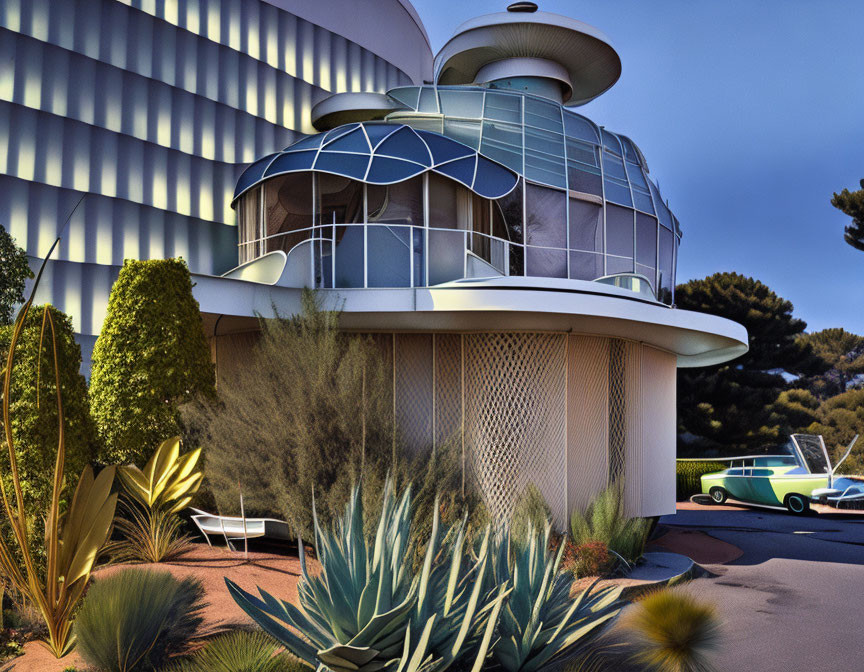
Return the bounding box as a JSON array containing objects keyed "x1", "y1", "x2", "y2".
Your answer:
[{"x1": 0, "y1": 0, "x2": 747, "y2": 525}]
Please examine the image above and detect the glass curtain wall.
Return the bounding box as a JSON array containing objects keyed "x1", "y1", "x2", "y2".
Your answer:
[{"x1": 386, "y1": 85, "x2": 681, "y2": 303}]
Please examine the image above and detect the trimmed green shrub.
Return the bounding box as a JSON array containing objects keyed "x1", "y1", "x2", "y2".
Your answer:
[
  {"x1": 676, "y1": 461, "x2": 726, "y2": 501},
  {"x1": 621, "y1": 589, "x2": 721, "y2": 672},
  {"x1": 168, "y1": 630, "x2": 307, "y2": 672},
  {"x1": 570, "y1": 483, "x2": 652, "y2": 566},
  {"x1": 0, "y1": 223, "x2": 31, "y2": 326},
  {"x1": 74, "y1": 568, "x2": 205, "y2": 672},
  {"x1": 0, "y1": 305, "x2": 98, "y2": 570},
  {"x1": 89, "y1": 259, "x2": 215, "y2": 465}
]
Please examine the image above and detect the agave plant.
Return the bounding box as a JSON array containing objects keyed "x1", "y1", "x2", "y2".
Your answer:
[
  {"x1": 114, "y1": 436, "x2": 203, "y2": 562},
  {"x1": 405, "y1": 508, "x2": 508, "y2": 672},
  {"x1": 227, "y1": 479, "x2": 506, "y2": 672},
  {"x1": 0, "y1": 240, "x2": 118, "y2": 656},
  {"x1": 488, "y1": 524, "x2": 625, "y2": 672}
]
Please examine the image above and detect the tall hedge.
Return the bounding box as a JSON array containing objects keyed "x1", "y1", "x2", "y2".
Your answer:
[
  {"x1": 675, "y1": 461, "x2": 726, "y2": 501},
  {"x1": 0, "y1": 305, "x2": 98, "y2": 552},
  {"x1": 89, "y1": 259, "x2": 215, "y2": 465}
]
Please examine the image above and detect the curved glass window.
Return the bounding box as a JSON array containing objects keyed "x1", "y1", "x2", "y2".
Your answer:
[
  {"x1": 442, "y1": 119, "x2": 481, "y2": 150},
  {"x1": 526, "y1": 247, "x2": 567, "y2": 279},
  {"x1": 388, "y1": 87, "x2": 420, "y2": 109},
  {"x1": 563, "y1": 111, "x2": 600, "y2": 144},
  {"x1": 525, "y1": 97, "x2": 563, "y2": 133},
  {"x1": 480, "y1": 120, "x2": 523, "y2": 172},
  {"x1": 367, "y1": 177, "x2": 423, "y2": 226},
  {"x1": 635, "y1": 212, "x2": 658, "y2": 287},
  {"x1": 265, "y1": 173, "x2": 313, "y2": 239},
  {"x1": 439, "y1": 90, "x2": 483, "y2": 118},
  {"x1": 606, "y1": 204, "x2": 634, "y2": 259},
  {"x1": 484, "y1": 92, "x2": 521, "y2": 123},
  {"x1": 497, "y1": 178, "x2": 524, "y2": 247},
  {"x1": 318, "y1": 174, "x2": 363, "y2": 226},
  {"x1": 658, "y1": 226, "x2": 675, "y2": 303},
  {"x1": 418, "y1": 87, "x2": 439, "y2": 113},
  {"x1": 568, "y1": 198, "x2": 603, "y2": 253},
  {"x1": 525, "y1": 183, "x2": 566, "y2": 249}
]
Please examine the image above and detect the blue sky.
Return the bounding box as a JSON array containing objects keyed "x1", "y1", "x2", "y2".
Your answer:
[{"x1": 413, "y1": 0, "x2": 864, "y2": 334}]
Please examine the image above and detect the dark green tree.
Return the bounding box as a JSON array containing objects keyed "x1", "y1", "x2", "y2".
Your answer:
[
  {"x1": 768, "y1": 388, "x2": 820, "y2": 435},
  {"x1": 832, "y1": 179, "x2": 864, "y2": 252},
  {"x1": 797, "y1": 328, "x2": 864, "y2": 398},
  {"x1": 0, "y1": 224, "x2": 33, "y2": 325},
  {"x1": 805, "y1": 389, "x2": 864, "y2": 475},
  {"x1": 0, "y1": 305, "x2": 98, "y2": 568},
  {"x1": 676, "y1": 272, "x2": 825, "y2": 456},
  {"x1": 89, "y1": 259, "x2": 215, "y2": 465}
]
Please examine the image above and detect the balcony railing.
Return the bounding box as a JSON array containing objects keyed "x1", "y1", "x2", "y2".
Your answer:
[
  {"x1": 243, "y1": 223, "x2": 517, "y2": 290},
  {"x1": 237, "y1": 222, "x2": 658, "y2": 301}
]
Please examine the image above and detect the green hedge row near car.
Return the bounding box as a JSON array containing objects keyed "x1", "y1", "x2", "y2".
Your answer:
[{"x1": 676, "y1": 461, "x2": 727, "y2": 500}]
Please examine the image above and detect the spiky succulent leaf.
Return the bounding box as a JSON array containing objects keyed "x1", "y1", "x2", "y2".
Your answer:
[{"x1": 490, "y1": 524, "x2": 626, "y2": 672}]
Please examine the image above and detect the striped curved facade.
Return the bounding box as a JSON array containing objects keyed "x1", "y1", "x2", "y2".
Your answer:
[{"x1": 0, "y1": 0, "x2": 429, "y2": 366}]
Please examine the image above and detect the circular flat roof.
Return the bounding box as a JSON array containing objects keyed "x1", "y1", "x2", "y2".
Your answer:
[{"x1": 434, "y1": 10, "x2": 621, "y2": 106}]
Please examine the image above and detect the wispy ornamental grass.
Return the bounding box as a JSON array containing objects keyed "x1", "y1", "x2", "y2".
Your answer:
[{"x1": 570, "y1": 482, "x2": 653, "y2": 566}]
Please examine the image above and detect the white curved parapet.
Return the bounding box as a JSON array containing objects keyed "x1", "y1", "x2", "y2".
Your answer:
[{"x1": 193, "y1": 273, "x2": 748, "y2": 368}]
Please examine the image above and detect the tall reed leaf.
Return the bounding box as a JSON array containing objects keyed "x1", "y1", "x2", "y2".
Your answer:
[{"x1": 0, "y1": 239, "x2": 118, "y2": 656}]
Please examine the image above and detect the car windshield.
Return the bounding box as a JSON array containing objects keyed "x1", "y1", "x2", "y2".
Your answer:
[{"x1": 791, "y1": 435, "x2": 830, "y2": 474}]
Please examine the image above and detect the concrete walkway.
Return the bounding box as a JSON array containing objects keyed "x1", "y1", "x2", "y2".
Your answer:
[{"x1": 661, "y1": 503, "x2": 864, "y2": 672}]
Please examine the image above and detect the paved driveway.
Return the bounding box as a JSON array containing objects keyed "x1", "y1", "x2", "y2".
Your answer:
[{"x1": 660, "y1": 503, "x2": 864, "y2": 672}]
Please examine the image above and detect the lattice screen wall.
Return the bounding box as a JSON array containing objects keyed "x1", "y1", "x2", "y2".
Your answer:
[
  {"x1": 210, "y1": 329, "x2": 676, "y2": 525},
  {"x1": 387, "y1": 332, "x2": 676, "y2": 526}
]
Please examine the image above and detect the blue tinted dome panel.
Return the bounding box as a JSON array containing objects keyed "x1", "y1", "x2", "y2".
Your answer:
[
  {"x1": 234, "y1": 153, "x2": 278, "y2": 199},
  {"x1": 232, "y1": 122, "x2": 519, "y2": 203},
  {"x1": 376, "y1": 127, "x2": 432, "y2": 164}
]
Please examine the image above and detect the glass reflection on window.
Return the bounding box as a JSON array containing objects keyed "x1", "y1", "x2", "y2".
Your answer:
[
  {"x1": 568, "y1": 198, "x2": 602, "y2": 253},
  {"x1": 525, "y1": 183, "x2": 566, "y2": 249},
  {"x1": 367, "y1": 177, "x2": 423, "y2": 225}
]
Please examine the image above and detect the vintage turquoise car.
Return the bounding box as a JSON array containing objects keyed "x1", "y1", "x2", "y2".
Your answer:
[{"x1": 701, "y1": 434, "x2": 862, "y2": 514}]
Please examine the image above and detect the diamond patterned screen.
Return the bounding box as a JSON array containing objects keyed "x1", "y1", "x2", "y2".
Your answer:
[
  {"x1": 463, "y1": 333, "x2": 568, "y2": 527},
  {"x1": 354, "y1": 330, "x2": 663, "y2": 527}
]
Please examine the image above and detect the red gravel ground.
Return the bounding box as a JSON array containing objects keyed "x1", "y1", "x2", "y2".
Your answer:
[
  {"x1": 2, "y1": 544, "x2": 315, "y2": 672},
  {"x1": 649, "y1": 528, "x2": 743, "y2": 565}
]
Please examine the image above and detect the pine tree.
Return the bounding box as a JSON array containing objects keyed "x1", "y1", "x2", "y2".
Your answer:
[
  {"x1": 89, "y1": 259, "x2": 215, "y2": 465},
  {"x1": 832, "y1": 179, "x2": 864, "y2": 252},
  {"x1": 797, "y1": 328, "x2": 864, "y2": 398},
  {"x1": 676, "y1": 272, "x2": 825, "y2": 456}
]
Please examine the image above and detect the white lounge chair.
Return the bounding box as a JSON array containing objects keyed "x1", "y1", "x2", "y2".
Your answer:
[{"x1": 190, "y1": 508, "x2": 293, "y2": 549}]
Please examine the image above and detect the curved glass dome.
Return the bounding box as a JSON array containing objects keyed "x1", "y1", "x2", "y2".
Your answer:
[
  {"x1": 231, "y1": 87, "x2": 681, "y2": 305},
  {"x1": 233, "y1": 122, "x2": 519, "y2": 202}
]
